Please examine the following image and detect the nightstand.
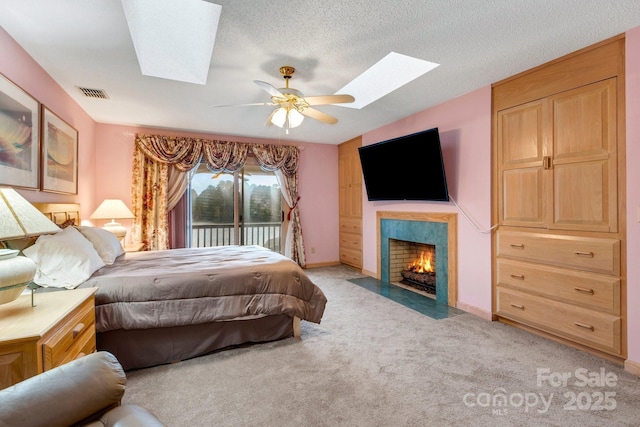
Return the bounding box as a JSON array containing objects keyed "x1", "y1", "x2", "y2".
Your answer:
[
  {"x1": 124, "y1": 242, "x2": 145, "y2": 252},
  {"x1": 0, "y1": 287, "x2": 97, "y2": 390}
]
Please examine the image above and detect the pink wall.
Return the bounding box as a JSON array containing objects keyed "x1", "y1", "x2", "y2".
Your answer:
[
  {"x1": 625, "y1": 27, "x2": 640, "y2": 366},
  {"x1": 361, "y1": 86, "x2": 493, "y2": 317},
  {"x1": 0, "y1": 28, "x2": 97, "y2": 218},
  {"x1": 94, "y1": 124, "x2": 339, "y2": 265},
  {"x1": 4, "y1": 23, "x2": 640, "y2": 368}
]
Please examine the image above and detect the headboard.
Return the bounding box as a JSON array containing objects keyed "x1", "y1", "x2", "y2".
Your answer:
[{"x1": 32, "y1": 203, "x2": 81, "y2": 228}]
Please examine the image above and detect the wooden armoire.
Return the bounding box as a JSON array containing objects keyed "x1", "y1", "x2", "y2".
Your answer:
[
  {"x1": 492, "y1": 36, "x2": 626, "y2": 362},
  {"x1": 338, "y1": 136, "x2": 363, "y2": 269}
]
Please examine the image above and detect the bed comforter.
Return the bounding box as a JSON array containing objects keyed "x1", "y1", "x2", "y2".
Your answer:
[{"x1": 79, "y1": 245, "x2": 327, "y2": 333}]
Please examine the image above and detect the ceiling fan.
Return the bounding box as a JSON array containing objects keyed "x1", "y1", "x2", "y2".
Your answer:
[{"x1": 218, "y1": 66, "x2": 355, "y2": 132}]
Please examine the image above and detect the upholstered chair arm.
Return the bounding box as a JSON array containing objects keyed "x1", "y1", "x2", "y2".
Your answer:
[{"x1": 0, "y1": 352, "x2": 126, "y2": 427}]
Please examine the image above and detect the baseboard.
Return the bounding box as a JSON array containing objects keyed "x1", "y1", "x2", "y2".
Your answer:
[
  {"x1": 305, "y1": 261, "x2": 341, "y2": 269},
  {"x1": 624, "y1": 359, "x2": 640, "y2": 377},
  {"x1": 455, "y1": 301, "x2": 493, "y2": 320},
  {"x1": 362, "y1": 268, "x2": 378, "y2": 279}
]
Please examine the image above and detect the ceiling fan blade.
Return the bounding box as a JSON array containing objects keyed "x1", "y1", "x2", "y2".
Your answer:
[
  {"x1": 300, "y1": 107, "x2": 339, "y2": 124},
  {"x1": 254, "y1": 80, "x2": 286, "y2": 98},
  {"x1": 212, "y1": 102, "x2": 273, "y2": 108},
  {"x1": 305, "y1": 94, "x2": 355, "y2": 106}
]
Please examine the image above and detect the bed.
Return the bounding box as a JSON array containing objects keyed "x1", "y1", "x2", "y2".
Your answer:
[{"x1": 29, "y1": 203, "x2": 327, "y2": 370}]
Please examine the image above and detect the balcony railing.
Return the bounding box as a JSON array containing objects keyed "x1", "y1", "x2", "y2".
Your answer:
[{"x1": 191, "y1": 222, "x2": 281, "y2": 253}]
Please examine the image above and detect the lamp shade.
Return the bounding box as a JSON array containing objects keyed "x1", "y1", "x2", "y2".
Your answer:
[
  {"x1": 0, "y1": 188, "x2": 61, "y2": 240},
  {"x1": 90, "y1": 199, "x2": 134, "y2": 220},
  {"x1": 0, "y1": 187, "x2": 60, "y2": 305}
]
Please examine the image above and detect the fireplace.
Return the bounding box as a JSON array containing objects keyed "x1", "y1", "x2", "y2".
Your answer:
[
  {"x1": 389, "y1": 239, "x2": 437, "y2": 298},
  {"x1": 377, "y1": 211, "x2": 457, "y2": 306}
]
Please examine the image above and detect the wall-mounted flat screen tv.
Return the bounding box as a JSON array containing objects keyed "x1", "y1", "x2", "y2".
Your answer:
[{"x1": 358, "y1": 127, "x2": 449, "y2": 201}]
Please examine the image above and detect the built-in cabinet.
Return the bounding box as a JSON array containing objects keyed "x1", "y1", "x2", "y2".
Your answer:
[
  {"x1": 338, "y1": 137, "x2": 363, "y2": 269},
  {"x1": 492, "y1": 36, "x2": 626, "y2": 361}
]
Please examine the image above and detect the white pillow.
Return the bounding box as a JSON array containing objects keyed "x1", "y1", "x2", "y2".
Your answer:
[
  {"x1": 75, "y1": 226, "x2": 124, "y2": 265},
  {"x1": 23, "y1": 226, "x2": 105, "y2": 289}
]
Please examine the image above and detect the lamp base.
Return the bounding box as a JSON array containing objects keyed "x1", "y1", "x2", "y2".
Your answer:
[
  {"x1": 102, "y1": 221, "x2": 127, "y2": 240},
  {"x1": 0, "y1": 252, "x2": 37, "y2": 305}
]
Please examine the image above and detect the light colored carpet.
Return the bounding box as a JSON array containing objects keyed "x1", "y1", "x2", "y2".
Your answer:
[{"x1": 123, "y1": 265, "x2": 640, "y2": 426}]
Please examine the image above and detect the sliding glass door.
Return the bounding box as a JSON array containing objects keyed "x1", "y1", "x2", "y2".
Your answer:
[{"x1": 188, "y1": 156, "x2": 284, "y2": 252}]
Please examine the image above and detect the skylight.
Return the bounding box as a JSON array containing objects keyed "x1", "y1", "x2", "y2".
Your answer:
[
  {"x1": 336, "y1": 52, "x2": 439, "y2": 109},
  {"x1": 121, "y1": 0, "x2": 222, "y2": 85}
]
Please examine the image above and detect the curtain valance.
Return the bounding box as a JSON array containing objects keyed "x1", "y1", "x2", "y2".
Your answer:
[{"x1": 134, "y1": 134, "x2": 300, "y2": 175}]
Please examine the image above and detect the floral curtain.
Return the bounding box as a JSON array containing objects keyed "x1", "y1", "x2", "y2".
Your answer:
[
  {"x1": 252, "y1": 144, "x2": 305, "y2": 266},
  {"x1": 131, "y1": 134, "x2": 305, "y2": 265}
]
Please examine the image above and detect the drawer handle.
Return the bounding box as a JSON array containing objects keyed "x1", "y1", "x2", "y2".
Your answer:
[
  {"x1": 574, "y1": 287, "x2": 594, "y2": 295},
  {"x1": 574, "y1": 322, "x2": 594, "y2": 331},
  {"x1": 510, "y1": 244, "x2": 524, "y2": 249},
  {"x1": 510, "y1": 303, "x2": 525, "y2": 310},
  {"x1": 72, "y1": 323, "x2": 85, "y2": 338},
  {"x1": 510, "y1": 274, "x2": 525, "y2": 280},
  {"x1": 574, "y1": 251, "x2": 594, "y2": 258}
]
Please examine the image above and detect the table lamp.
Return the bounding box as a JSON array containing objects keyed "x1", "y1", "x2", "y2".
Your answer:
[
  {"x1": 89, "y1": 199, "x2": 134, "y2": 241},
  {"x1": 0, "y1": 187, "x2": 61, "y2": 304}
]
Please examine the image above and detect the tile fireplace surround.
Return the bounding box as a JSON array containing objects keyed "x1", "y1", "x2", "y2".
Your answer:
[{"x1": 377, "y1": 211, "x2": 458, "y2": 306}]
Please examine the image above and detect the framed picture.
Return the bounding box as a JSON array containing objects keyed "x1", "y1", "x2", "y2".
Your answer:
[
  {"x1": 41, "y1": 106, "x2": 78, "y2": 194},
  {"x1": 0, "y1": 73, "x2": 40, "y2": 189}
]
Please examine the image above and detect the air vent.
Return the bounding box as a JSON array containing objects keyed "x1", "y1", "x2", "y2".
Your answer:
[{"x1": 76, "y1": 86, "x2": 109, "y2": 99}]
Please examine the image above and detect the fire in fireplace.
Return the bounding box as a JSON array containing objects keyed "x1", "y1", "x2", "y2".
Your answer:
[{"x1": 400, "y1": 250, "x2": 436, "y2": 295}]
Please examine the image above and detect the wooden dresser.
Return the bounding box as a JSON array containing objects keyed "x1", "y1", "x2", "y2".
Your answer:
[
  {"x1": 492, "y1": 36, "x2": 626, "y2": 361},
  {"x1": 0, "y1": 287, "x2": 97, "y2": 389},
  {"x1": 338, "y1": 136, "x2": 363, "y2": 269}
]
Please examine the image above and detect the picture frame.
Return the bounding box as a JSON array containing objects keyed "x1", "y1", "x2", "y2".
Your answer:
[
  {"x1": 0, "y1": 73, "x2": 40, "y2": 189},
  {"x1": 41, "y1": 106, "x2": 78, "y2": 194}
]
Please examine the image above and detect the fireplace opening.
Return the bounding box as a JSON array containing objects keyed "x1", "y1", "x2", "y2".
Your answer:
[{"x1": 389, "y1": 239, "x2": 436, "y2": 299}]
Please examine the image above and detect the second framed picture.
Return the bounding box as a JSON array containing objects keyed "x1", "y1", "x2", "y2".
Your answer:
[{"x1": 41, "y1": 106, "x2": 78, "y2": 194}]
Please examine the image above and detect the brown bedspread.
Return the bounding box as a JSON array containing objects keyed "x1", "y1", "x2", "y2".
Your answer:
[{"x1": 80, "y1": 245, "x2": 327, "y2": 333}]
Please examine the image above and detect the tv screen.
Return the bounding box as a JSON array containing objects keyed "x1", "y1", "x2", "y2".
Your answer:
[{"x1": 358, "y1": 127, "x2": 449, "y2": 201}]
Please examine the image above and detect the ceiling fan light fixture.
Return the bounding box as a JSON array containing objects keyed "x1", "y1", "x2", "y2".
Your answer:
[{"x1": 271, "y1": 107, "x2": 304, "y2": 129}]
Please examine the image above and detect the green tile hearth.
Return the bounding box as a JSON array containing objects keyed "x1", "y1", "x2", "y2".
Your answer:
[{"x1": 347, "y1": 277, "x2": 464, "y2": 320}]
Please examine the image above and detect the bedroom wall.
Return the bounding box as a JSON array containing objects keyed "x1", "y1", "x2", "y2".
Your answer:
[
  {"x1": 360, "y1": 86, "x2": 493, "y2": 318},
  {"x1": 0, "y1": 27, "x2": 97, "y2": 216},
  {"x1": 94, "y1": 123, "x2": 340, "y2": 266},
  {"x1": 625, "y1": 26, "x2": 640, "y2": 370}
]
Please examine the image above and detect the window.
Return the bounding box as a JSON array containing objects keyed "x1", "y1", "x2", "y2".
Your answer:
[{"x1": 187, "y1": 156, "x2": 284, "y2": 252}]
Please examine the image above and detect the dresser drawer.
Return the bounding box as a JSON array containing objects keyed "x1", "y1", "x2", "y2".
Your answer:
[
  {"x1": 497, "y1": 259, "x2": 620, "y2": 314},
  {"x1": 340, "y1": 248, "x2": 362, "y2": 268},
  {"x1": 42, "y1": 297, "x2": 96, "y2": 370},
  {"x1": 340, "y1": 233, "x2": 362, "y2": 251},
  {"x1": 496, "y1": 287, "x2": 621, "y2": 355},
  {"x1": 497, "y1": 230, "x2": 620, "y2": 275},
  {"x1": 340, "y1": 218, "x2": 362, "y2": 234}
]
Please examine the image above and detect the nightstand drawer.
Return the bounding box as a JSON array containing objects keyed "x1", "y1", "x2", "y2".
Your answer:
[
  {"x1": 43, "y1": 297, "x2": 96, "y2": 370},
  {"x1": 496, "y1": 286, "x2": 621, "y2": 355}
]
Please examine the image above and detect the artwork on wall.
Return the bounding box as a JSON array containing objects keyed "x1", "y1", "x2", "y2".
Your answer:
[
  {"x1": 41, "y1": 106, "x2": 78, "y2": 194},
  {"x1": 0, "y1": 73, "x2": 40, "y2": 189}
]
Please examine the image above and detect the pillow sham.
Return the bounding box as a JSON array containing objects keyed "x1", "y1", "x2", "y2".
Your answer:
[
  {"x1": 23, "y1": 226, "x2": 105, "y2": 289},
  {"x1": 76, "y1": 226, "x2": 124, "y2": 265}
]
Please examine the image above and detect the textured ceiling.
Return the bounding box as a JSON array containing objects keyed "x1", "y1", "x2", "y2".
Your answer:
[{"x1": 1, "y1": 0, "x2": 640, "y2": 145}]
